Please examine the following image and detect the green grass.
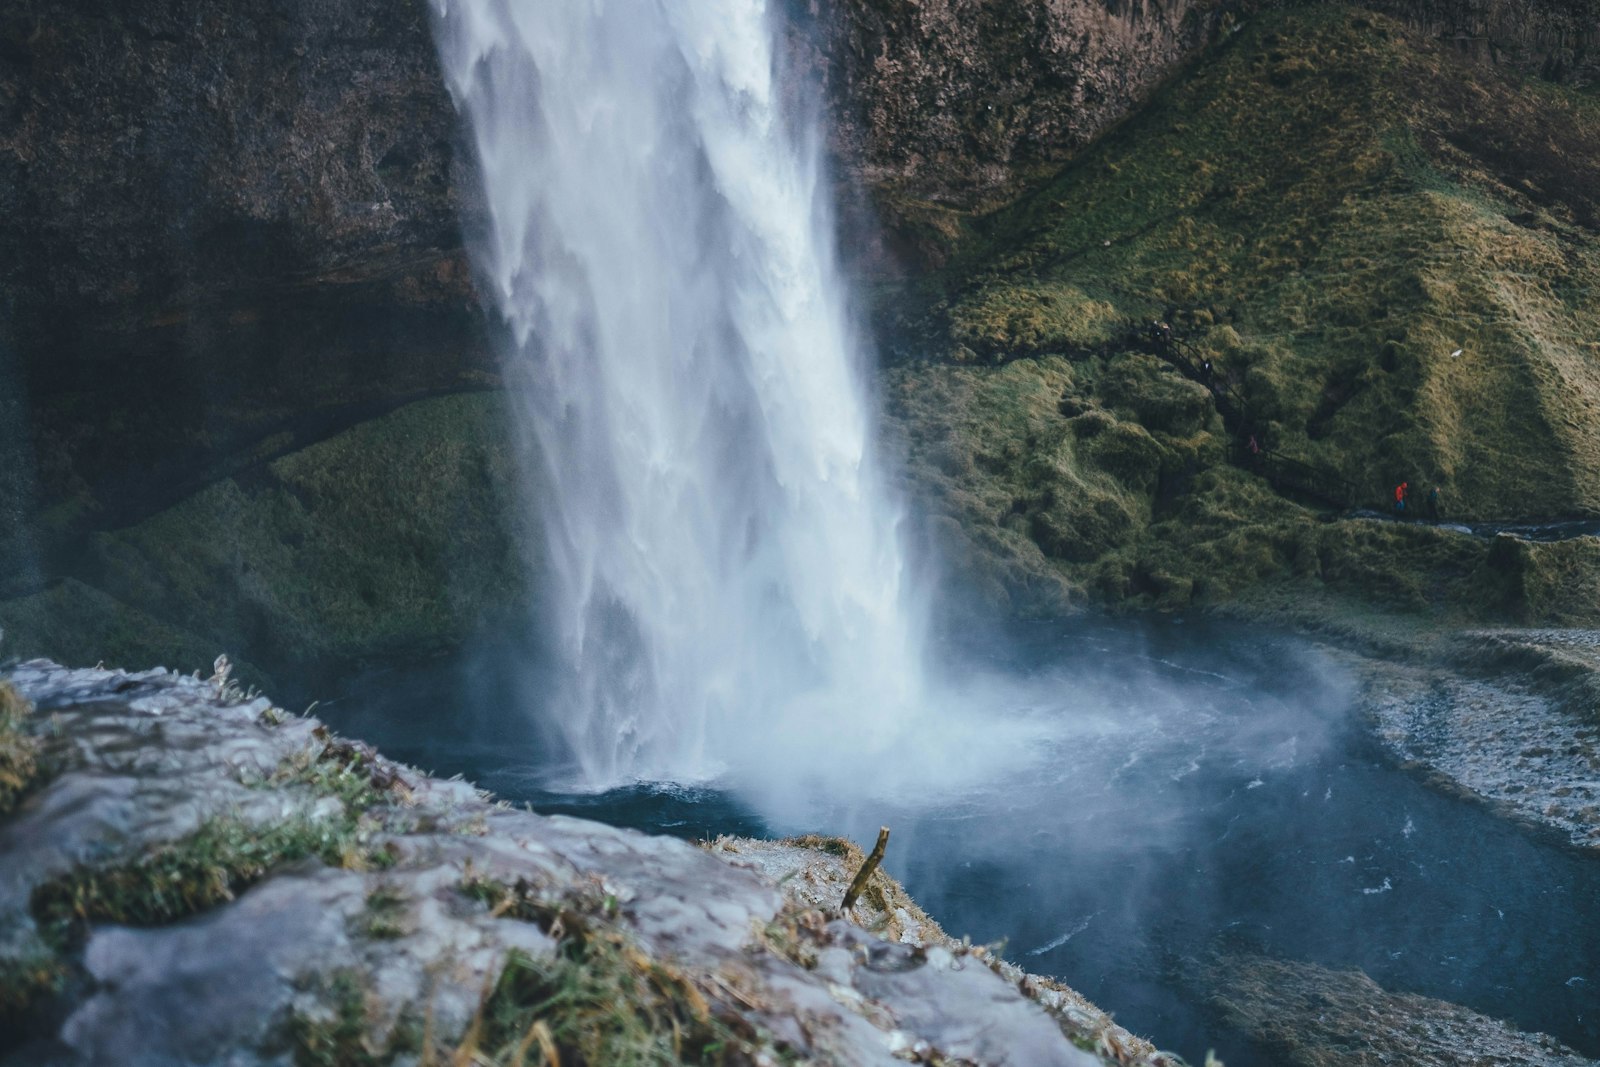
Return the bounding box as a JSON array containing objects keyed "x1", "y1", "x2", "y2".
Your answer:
[{"x1": 291, "y1": 970, "x2": 419, "y2": 1067}]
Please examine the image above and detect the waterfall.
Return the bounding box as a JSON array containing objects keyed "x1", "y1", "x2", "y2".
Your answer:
[{"x1": 431, "y1": 0, "x2": 926, "y2": 791}]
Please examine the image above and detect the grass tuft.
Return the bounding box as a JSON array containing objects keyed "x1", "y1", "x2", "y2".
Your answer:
[{"x1": 0, "y1": 681, "x2": 38, "y2": 815}]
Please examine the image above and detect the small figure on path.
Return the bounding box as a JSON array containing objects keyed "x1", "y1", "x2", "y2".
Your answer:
[
  {"x1": 1247, "y1": 433, "x2": 1261, "y2": 456},
  {"x1": 1394, "y1": 481, "x2": 1408, "y2": 515},
  {"x1": 1201, "y1": 359, "x2": 1214, "y2": 385},
  {"x1": 1427, "y1": 485, "x2": 1441, "y2": 520}
]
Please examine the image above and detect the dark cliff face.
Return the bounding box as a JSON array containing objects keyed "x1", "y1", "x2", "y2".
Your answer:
[
  {"x1": 1, "y1": 0, "x2": 1595, "y2": 668},
  {"x1": 784, "y1": 0, "x2": 1256, "y2": 270},
  {"x1": 0, "y1": 0, "x2": 489, "y2": 590},
  {"x1": 1364, "y1": 0, "x2": 1600, "y2": 82},
  {"x1": 794, "y1": 0, "x2": 1242, "y2": 208}
]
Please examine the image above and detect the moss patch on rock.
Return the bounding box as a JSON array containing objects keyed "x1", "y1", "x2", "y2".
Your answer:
[
  {"x1": 461, "y1": 905, "x2": 748, "y2": 1066},
  {"x1": 31, "y1": 813, "x2": 366, "y2": 943},
  {"x1": 31, "y1": 749, "x2": 391, "y2": 949}
]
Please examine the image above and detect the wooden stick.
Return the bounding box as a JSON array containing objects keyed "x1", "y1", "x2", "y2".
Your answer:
[{"x1": 841, "y1": 826, "x2": 890, "y2": 912}]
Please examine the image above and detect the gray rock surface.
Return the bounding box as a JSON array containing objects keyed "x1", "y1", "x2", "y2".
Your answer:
[
  {"x1": 0, "y1": 661, "x2": 1120, "y2": 1066},
  {"x1": 1208, "y1": 953, "x2": 1596, "y2": 1067}
]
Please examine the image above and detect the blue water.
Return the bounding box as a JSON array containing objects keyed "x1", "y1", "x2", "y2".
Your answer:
[{"x1": 324, "y1": 618, "x2": 1600, "y2": 1065}]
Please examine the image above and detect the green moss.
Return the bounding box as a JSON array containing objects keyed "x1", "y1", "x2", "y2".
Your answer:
[
  {"x1": 6, "y1": 727, "x2": 410, "y2": 1044},
  {"x1": 356, "y1": 887, "x2": 409, "y2": 942},
  {"x1": 948, "y1": 282, "x2": 1120, "y2": 360},
  {"x1": 1, "y1": 686, "x2": 58, "y2": 1030},
  {"x1": 0, "y1": 943, "x2": 66, "y2": 1033},
  {"x1": 291, "y1": 970, "x2": 418, "y2": 1067},
  {"x1": 268, "y1": 737, "x2": 393, "y2": 812},
  {"x1": 941, "y1": 5, "x2": 1600, "y2": 518}
]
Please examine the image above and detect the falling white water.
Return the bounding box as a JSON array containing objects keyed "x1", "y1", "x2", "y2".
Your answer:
[{"x1": 430, "y1": 0, "x2": 930, "y2": 792}]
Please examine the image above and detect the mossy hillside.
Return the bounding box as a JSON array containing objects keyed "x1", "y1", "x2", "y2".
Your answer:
[
  {"x1": 890, "y1": 358, "x2": 1539, "y2": 619},
  {"x1": 888, "y1": 3, "x2": 1600, "y2": 620},
  {"x1": 889, "y1": 355, "x2": 1227, "y2": 612},
  {"x1": 933, "y1": 4, "x2": 1600, "y2": 516},
  {"x1": 1, "y1": 394, "x2": 535, "y2": 694}
]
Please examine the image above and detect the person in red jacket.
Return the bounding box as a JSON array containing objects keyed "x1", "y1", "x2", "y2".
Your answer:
[{"x1": 1394, "y1": 481, "x2": 1408, "y2": 514}]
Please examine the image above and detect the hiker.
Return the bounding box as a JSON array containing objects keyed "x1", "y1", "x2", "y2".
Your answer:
[
  {"x1": 1200, "y1": 359, "x2": 1214, "y2": 385},
  {"x1": 1427, "y1": 485, "x2": 1441, "y2": 520},
  {"x1": 1394, "y1": 481, "x2": 1408, "y2": 515},
  {"x1": 1151, "y1": 320, "x2": 1173, "y2": 352}
]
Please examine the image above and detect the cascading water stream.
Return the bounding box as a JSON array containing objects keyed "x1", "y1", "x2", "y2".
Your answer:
[{"x1": 430, "y1": 0, "x2": 930, "y2": 793}]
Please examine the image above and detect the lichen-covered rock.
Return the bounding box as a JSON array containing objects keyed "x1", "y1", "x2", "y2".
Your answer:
[
  {"x1": 794, "y1": 0, "x2": 1241, "y2": 215},
  {"x1": 1363, "y1": 0, "x2": 1600, "y2": 83},
  {"x1": 711, "y1": 835, "x2": 1177, "y2": 1066},
  {"x1": 0, "y1": 661, "x2": 1132, "y2": 1066}
]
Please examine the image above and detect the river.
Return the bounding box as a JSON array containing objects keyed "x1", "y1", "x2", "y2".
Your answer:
[{"x1": 323, "y1": 617, "x2": 1600, "y2": 1065}]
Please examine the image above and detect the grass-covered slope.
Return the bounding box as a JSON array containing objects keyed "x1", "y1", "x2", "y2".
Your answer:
[
  {"x1": 888, "y1": 3, "x2": 1600, "y2": 624},
  {"x1": 0, "y1": 393, "x2": 533, "y2": 696}
]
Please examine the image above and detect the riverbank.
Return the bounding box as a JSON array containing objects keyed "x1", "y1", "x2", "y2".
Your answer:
[
  {"x1": 1349, "y1": 634, "x2": 1600, "y2": 851},
  {"x1": 1205, "y1": 954, "x2": 1594, "y2": 1067},
  {"x1": 1211, "y1": 586, "x2": 1600, "y2": 852}
]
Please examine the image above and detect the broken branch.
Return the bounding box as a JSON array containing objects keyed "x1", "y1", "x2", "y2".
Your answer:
[{"x1": 840, "y1": 826, "x2": 890, "y2": 912}]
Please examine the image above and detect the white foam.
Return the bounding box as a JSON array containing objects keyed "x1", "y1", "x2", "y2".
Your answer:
[{"x1": 1028, "y1": 914, "x2": 1099, "y2": 956}]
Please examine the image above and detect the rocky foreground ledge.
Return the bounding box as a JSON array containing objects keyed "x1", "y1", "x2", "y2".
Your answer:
[{"x1": 0, "y1": 661, "x2": 1173, "y2": 1067}]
